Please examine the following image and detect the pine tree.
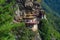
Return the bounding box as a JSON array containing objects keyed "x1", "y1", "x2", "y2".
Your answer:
[{"x1": 0, "y1": 0, "x2": 16, "y2": 40}]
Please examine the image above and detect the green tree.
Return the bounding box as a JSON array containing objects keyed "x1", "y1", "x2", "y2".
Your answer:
[{"x1": 0, "y1": 0, "x2": 16, "y2": 40}]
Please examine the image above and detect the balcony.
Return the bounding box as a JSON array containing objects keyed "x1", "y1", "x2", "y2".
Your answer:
[
  {"x1": 25, "y1": 22, "x2": 39, "y2": 24},
  {"x1": 24, "y1": 19, "x2": 39, "y2": 24},
  {"x1": 23, "y1": 16, "x2": 35, "y2": 19},
  {"x1": 25, "y1": 14, "x2": 38, "y2": 16}
]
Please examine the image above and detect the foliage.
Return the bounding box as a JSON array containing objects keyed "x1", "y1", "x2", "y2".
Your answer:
[
  {"x1": 38, "y1": 1, "x2": 60, "y2": 40},
  {"x1": 41, "y1": 0, "x2": 60, "y2": 32},
  {"x1": 1, "y1": 0, "x2": 60, "y2": 40},
  {"x1": 39, "y1": 19, "x2": 60, "y2": 40},
  {"x1": 0, "y1": 0, "x2": 35, "y2": 40},
  {"x1": 37, "y1": 0, "x2": 41, "y2": 3},
  {"x1": 12, "y1": 26, "x2": 35, "y2": 40},
  {"x1": 0, "y1": 0, "x2": 16, "y2": 40}
]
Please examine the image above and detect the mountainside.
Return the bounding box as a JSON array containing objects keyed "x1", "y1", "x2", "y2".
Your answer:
[
  {"x1": 41, "y1": 0, "x2": 60, "y2": 32},
  {"x1": 43, "y1": 0, "x2": 60, "y2": 15},
  {"x1": 0, "y1": 0, "x2": 60, "y2": 40},
  {"x1": 38, "y1": 0, "x2": 60, "y2": 40}
]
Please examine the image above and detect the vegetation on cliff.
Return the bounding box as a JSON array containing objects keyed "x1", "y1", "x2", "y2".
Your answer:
[
  {"x1": 0, "y1": 0, "x2": 60, "y2": 40},
  {"x1": 38, "y1": 1, "x2": 60, "y2": 40},
  {"x1": 39, "y1": 19, "x2": 60, "y2": 40},
  {"x1": 0, "y1": 0, "x2": 35, "y2": 40}
]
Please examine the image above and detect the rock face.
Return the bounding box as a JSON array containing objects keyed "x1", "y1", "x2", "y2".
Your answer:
[
  {"x1": 34, "y1": 33, "x2": 41, "y2": 40},
  {"x1": 25, "y1": 0, "x2": 33, "y2": 7},
  {"x1": 13, "y1": 0, "x2": 46, "y2": 40},
  {"x1": 32, "y1": 24, "x2": 38, "y2": 31}
]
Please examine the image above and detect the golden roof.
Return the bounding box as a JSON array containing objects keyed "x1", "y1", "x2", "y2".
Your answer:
[
  {"x1": 25, "y1": 14, "x2": 37, "y2": 16},
  {"x1": 23, "y1": 16, "x2": 35, "y2": 19}
]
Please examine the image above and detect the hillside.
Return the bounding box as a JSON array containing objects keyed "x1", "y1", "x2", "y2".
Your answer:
[
  {"x1": 41, "y1": 0, "x2": 60, "y2": 32},
  {"x1": 38, "y1": 0, "x2": 60, "y2": 40},
  {"x1": 43, "y1": 0, "x2": 60, "y2": 14},
  {"x1": 0, "y1": 0, "x2": 60, "y2": 40}
]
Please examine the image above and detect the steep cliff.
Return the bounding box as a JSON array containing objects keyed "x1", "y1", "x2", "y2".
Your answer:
[{"x1": 0, "y1": 0, "x2": 60, "y2": 40}]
